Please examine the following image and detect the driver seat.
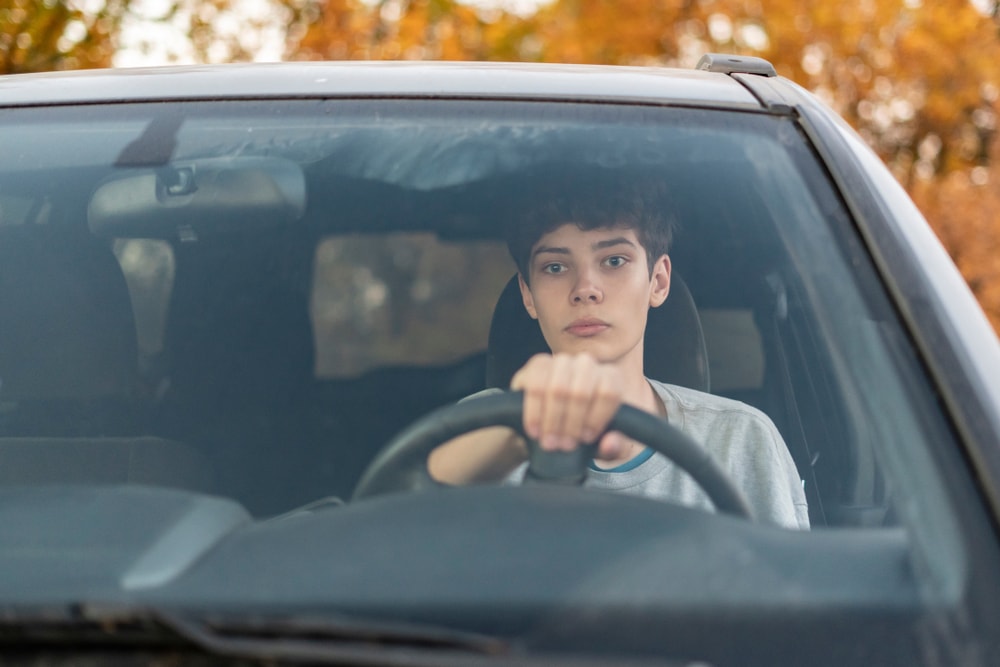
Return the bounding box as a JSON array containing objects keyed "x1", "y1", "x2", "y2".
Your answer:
[{"x1": 486, "y1": 273, "x2": 710, "y2": 391}]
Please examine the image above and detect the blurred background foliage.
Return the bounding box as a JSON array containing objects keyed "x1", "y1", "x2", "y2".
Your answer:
[{"x1": 3, "y1": 0, "x2": 999, "y2": 329}]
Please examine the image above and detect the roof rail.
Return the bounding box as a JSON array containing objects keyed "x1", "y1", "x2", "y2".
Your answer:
[{"x1": 696, "y1": 53, "x2": 777, "y2": 78}]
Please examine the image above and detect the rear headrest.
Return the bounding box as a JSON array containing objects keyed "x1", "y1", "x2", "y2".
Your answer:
[
  {"x1": 0, "y1": 227, "x2": 137, "y2": 400},
  {"x1": 486, "y1": 273, "x2": 710, "y2": 392}
]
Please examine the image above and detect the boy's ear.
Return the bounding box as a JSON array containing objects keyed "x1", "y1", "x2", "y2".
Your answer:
[
  {"x1": 517, "y1": 273, "x2": 539, "y2": 320},
  {"x1": 649, "y1": 254, "x2": 671, "y2": 308}
]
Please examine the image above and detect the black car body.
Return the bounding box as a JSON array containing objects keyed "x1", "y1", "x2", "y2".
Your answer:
[{"x1": 1, "y1": 55, "x2": 999, "y2": 665}]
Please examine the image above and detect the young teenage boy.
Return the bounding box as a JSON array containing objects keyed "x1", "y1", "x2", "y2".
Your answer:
[{"x1": 428, "y1": 186, "x2": 810, "y2": 530}]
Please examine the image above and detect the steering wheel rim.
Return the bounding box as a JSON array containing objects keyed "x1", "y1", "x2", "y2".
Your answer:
[{"x1": 351, "y1": 391, "x2": 754, "y2": 519}]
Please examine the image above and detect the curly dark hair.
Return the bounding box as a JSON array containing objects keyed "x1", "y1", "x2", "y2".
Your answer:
[{"x1": 504, "y1": 173, "x2": 676, "y2": 284}]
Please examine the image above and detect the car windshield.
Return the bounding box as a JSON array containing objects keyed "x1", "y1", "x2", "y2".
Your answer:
[{"x1": 0, "y1": 96, "x2": 969, "y2": 633}]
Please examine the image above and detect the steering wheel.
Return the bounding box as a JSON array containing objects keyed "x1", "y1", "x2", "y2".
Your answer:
[{"x1": 351, "y1": 391, "x2": 753, "y2": 519}]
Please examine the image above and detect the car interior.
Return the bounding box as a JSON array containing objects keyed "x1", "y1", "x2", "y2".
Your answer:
[{"x1": 0, "y1": 99, "x2": 912, "y2": 528}]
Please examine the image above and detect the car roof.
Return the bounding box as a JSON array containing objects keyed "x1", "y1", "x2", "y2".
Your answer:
[{"x1": 0, "y1": 60, "x2": 765, "y2": 110}]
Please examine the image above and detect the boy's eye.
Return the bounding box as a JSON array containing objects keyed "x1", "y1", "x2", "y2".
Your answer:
[
  {"x1": 542, "y1": 263, "x2": 566, "y2": 274},
  {"x1": 603, "y1": 255, "x2": 628, "y2": 268}
]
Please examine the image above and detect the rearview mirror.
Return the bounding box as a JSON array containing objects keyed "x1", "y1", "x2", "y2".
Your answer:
[{"x1": 88, "y1": 157, "x2": 307, "y2": 238}]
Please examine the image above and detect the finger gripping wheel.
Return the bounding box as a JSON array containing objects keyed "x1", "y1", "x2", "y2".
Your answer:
[{"x1": 351, "y1": 391, "x2": 754, "y2": 520}]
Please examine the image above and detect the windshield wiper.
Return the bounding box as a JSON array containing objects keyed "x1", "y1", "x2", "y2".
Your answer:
[
  {"x1": 2, "y1": 603, "x2": 513, "y2": 665},
  {"x1": 166, "y1": 612, "x2": 513, "y2": 665},
  {"x1": 164, "y1": 613, "x2": 689, "y2": 666},
  {"x1": 0, "y1": 604, "x2": 680, "y2": 666}
]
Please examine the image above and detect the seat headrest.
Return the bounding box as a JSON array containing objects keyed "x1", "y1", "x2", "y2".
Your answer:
[
  {"x1": 486, "y1": 273, "x2": 710, "y2": 392},
  {"x1": 0, "y1": 227, "x2": 137, "y2": 400}
]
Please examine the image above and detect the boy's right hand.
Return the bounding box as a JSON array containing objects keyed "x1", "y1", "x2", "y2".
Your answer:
[{"x1": 510, "y1": 352, "x2": 628, "y2": 461}]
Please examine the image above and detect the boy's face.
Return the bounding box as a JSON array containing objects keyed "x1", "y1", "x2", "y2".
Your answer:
[{"x1": 519, "y1": 224, "x2": 670, "y2": 367}]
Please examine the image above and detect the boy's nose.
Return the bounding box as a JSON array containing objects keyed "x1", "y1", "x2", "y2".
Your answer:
[{"x1": 571, "y1": 274, "x2": 603, "y2": 303}]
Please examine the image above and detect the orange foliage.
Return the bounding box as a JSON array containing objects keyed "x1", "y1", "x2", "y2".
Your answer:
[
  {"x1": 911, "y1": 133, "x2": 1000, "y2": 332},
  {"x1": 0, "y1": 0, "x2": 128, "y2": 73},
  {"x1": 293, "y1": 0, "x2": 525, "y2": 61}
]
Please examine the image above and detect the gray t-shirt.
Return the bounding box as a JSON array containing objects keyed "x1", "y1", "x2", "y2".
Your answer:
[{"x1": 466, "y1": 379, "x2": 810, "y2": 529}]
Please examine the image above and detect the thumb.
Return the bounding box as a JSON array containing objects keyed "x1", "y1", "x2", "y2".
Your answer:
[{"x1": 597, "y1": 431, "x2": 624, "y2": 460}]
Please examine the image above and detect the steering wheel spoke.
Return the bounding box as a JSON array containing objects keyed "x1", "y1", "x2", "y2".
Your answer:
[{"x1": 522, "y1": 439, "x2": 597, "y2": 485}]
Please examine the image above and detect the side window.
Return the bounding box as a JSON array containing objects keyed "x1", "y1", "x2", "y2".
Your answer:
[
  {"x1": 112, "y1": 239, "x2": 175, "y2": 376},
  {"x1": 311, "y1": 233, "x2": 515, "y2": 378}
]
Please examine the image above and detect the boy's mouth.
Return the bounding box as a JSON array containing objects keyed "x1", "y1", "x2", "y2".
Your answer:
[{"x1": 565, "y1": 317, "x2": 610, "y2": 337}]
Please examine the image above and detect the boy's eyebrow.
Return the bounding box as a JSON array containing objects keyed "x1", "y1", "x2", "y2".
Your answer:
[
  {"x1": 592, "y1": 237, "x2": 636, "y2": 251},
  {"x1": 531, "y1": 237, "x2": 637, "y2": 261},
  {"x1": 531, "y1": 245, "x2": 570, "y2": 259}
]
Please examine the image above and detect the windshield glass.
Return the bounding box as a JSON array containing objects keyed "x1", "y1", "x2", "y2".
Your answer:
[{"x1": 0, "y1": 98, "x2": 963, "y2": 613}]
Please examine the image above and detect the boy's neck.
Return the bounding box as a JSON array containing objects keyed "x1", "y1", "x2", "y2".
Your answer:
[
  {"x1": 624, "y1": 370, "x2": 664, "y2": 416},
  {"x1": 611, "y1": 344, "x2": 663, "y2": 415},
  {"x1": 615, "y1": 361, "x2": 643, "y2": 395}
]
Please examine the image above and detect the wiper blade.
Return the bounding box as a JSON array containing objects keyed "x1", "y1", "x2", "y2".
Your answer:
[
  {"x1": 1, "y1": 604, "x2": 509, "y2": 664},
  {"x1": 0, "y1": 605, "x2": 682, "y2": 666},
  {"x1": 164, "y1": 611, "x2": 515, "y2": 666},
  {"x1": 168, "y1": 613, "x2": 690, "y2": 666}
]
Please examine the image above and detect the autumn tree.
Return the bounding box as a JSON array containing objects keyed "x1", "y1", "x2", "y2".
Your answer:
[
  {"x1": 292, "y1": 0, "x2": 527, "y2": 61},
  {"x1": 0, "y1": 0, "x2": 133, "y2": 73},
  {"x1": 911, "y1": 130, "x2": 1000, "y2": 331},
  {"x1": 1, "y1": 0, "x2": 314, "y2": 72}
]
